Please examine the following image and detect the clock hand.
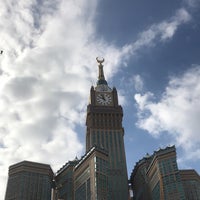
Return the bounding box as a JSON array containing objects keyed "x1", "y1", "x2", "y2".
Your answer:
[{"x1": 101, "y1": 94, "x2": 105, "y2": 100}]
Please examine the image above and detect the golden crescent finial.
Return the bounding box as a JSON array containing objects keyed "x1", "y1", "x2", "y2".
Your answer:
[{"x1": 96, "y1": 57, "x2": 104, "y2": 64}]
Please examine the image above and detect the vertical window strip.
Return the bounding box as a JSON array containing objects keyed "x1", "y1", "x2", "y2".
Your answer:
[
  {"x1": 106, "y1": 131, "x2": 108, "y2": 150},
  {"x1": 113, "y1": 131, "x2": 118, "y2": 165},
  {"x1": 101, "y1": 130, "x2": 104, "y2": 148},
  {"x1": 97, "y1": 130, "x2": 100, "y2": 146}
]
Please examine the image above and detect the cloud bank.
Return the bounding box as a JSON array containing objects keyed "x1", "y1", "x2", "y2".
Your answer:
[
  {"x1": 0, "y1": 0, "x2": 124, "y2": 197},
  {"x1": 135, "y1": 66, "x2": 200, "y2": 161},
  {"x1": 121, "y1": 8, "x2": 191, "y2": 59}
]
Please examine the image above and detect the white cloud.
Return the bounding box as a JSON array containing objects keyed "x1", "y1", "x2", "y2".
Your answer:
[
  {"x1": 135, "y1": 66, "x2": 200, "y2": 161},
  {"x1": 132, "y1": 75, "x2": 144, "y2": 92},
  {"x1": 160, "y1": 8, "x2": 191, "y2": 40},
  {"x1": 121, "y1": 8, "x2": 191, "y2": 58},
  {"x1": 184, "y1": 0, "x2": 200, "y2": 8}
]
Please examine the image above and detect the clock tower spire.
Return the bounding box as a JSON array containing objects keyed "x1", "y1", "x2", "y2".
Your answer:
[{"x1": 96, "y1": 57, "x2": 108, "y2": 85}]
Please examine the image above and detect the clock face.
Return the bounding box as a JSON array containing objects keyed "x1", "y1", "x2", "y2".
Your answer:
[{"x1": 96, "y1": 93, "x2": 112, "y2": 105}]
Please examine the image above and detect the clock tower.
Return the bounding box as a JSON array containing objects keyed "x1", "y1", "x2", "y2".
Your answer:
[{"x1": 86, "y1": 58, "x2": 129, "y2": 199}]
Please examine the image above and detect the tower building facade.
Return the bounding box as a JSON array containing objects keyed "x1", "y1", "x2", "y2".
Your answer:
[
  {"x1": 130, "y1": 146, "x2": 200, "y2": 200},
  {"x1": 180, "y1": 169, "x2": 200, "y2": 199},
  {"x1": 86, "y1": 57, "x2": 128, "y2": 199},
  {"x1": 5, "y1": 161, "x2": 53, "y2": 200}
]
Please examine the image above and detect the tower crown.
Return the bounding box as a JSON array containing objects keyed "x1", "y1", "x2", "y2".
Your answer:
[{"x1": 96, "y1": 57, "x2": 108, "y2": 85}]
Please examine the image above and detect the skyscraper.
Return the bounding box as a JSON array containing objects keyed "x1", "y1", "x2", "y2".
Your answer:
[
  {"x1": 73, "y1": 146, "x2": 109, "y2": 200},
  {"x1": 5, "y1": 161, "x2": 53, "y2": 200},
  {"x1": 85, "y1": 57, "x2": 129, "y2": 199},
  {"x1": 180, "y1": 169, "x2": 200, "y2": 199},
  {"x1": 54, "y1": 160, "x2": 78, "y2": 200},
  {"x1": 130, "y1": 146, "x2": 200, "y2": 200}
]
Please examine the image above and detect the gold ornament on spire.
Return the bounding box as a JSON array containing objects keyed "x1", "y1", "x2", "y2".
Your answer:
[
  {"x1": 96, "y1": 57, "x2": 104, "y2": 65},
  {"x1": 96, "y1": 57, "x2": 107, "y2": 85}
]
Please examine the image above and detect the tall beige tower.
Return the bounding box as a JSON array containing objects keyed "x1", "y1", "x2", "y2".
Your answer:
[{"x1": 86, "y1": 58, "x2": 128, "y2": 199}]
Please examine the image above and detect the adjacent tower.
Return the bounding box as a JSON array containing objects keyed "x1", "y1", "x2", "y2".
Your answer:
[
  {"x1": 5, "y1": 161, "x2": 53, "y2": 200},
  {"x1": 130, "y1": 146, "x2": 186, "y2": 200},
  {"x1": 86, "y1": 57, "x2": 128, "y2": 199}
]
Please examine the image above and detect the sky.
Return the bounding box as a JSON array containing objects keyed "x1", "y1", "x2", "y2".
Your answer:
[{"x1": 0, "y1": 0, "x2": 200, "y2": 198}]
